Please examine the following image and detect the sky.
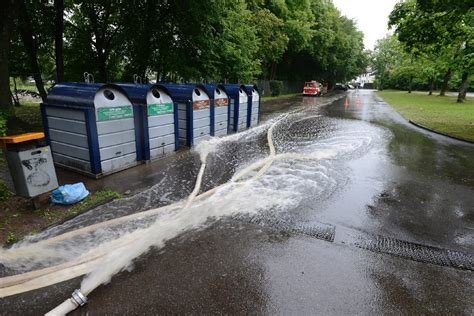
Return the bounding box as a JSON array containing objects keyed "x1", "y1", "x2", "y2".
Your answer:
[{"x1": 332, "y1": 0, "x2": 400, "y2": 50}]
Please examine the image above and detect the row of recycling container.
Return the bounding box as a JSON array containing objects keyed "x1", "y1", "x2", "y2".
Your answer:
[{"x1": 40, "y1": 82, "x2": 261, "y2": 178}]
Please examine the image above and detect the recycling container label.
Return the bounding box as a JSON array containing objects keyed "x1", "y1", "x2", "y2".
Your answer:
[
  {"x1": 214, "y1": 98, "x2": 228, "y2": 107},
  {"x1": 147, "y1": 103, "x2": 174, "y2": 116},
  {"x1": 97, "y1": 106, "x2": 133, "y2": 121},
  {"x1": 193, "y1": 100, "x2": 210, "y2": 110}
]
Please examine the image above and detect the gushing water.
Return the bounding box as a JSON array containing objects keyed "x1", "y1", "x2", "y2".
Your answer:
[{"x1": 0, "y1": 95, "x2": 391, "y2": 300}]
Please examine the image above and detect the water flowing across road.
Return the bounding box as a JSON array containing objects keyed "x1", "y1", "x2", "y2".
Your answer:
[{"x1": 1, "y1": 91, "x2": 473, "y2": 314}]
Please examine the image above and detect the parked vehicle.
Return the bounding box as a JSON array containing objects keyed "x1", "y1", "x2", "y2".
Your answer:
[
  {"x1": 334, "y1": 83, "x2": 348, "y2": 91},
  {"x1": 303, "y1": 81, "x2": 322, "y2": 96}
]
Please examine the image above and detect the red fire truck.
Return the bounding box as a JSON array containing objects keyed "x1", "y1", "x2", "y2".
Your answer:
[{"x1": 302, "y1": 81, "x2": 322, "y2": 96}]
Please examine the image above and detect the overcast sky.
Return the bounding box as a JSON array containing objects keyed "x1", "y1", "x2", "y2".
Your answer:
[{"x1": 332, "y1": 0, "x2": 400, "y2": 50}]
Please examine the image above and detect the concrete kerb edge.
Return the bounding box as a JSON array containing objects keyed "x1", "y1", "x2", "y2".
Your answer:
[{"x1": 408, "y1": 120, "x2": 474, "y2": 145}]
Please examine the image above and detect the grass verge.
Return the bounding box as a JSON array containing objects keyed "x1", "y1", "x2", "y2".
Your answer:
[
  {"x1": 262, "y1": 92, "x2": 300, "y2": 101},
  {"x1": 377, "y1": 90, "x2": 474, "y2": 142},
  {"x1": 0, "y1": 189, "x2": 121, "y2": 246}
]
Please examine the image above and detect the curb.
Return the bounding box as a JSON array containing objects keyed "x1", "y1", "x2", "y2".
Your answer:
[
  {"x1": 261, "y1": 91, "x2": 342, "y2": 103},
  {"x1": 408, "y1": 120, "x2": 474, "y2": 145}
]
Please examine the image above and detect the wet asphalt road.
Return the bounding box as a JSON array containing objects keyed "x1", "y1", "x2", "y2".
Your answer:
[{"x1": 2, "y1": 90, "x2": 473, "y2": 315}]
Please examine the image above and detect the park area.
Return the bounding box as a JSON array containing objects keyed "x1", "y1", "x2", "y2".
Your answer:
[{"x1": 378, "y1": 91, "x2": 474, "y2": 142}]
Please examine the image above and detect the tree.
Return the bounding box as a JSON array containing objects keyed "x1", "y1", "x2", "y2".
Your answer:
[
  {"x1": 372, "y1": 36, "x2": 402, "y2": 90},
  {"x1": 67, "y1": 0, "x2": 124, "y2": 82},
  {"x1": 456, "y1": 10, "x2": 473, "y2": 102},
  {"x1": 8, "y1": 33, "x2": 31, "y2": 104},
  {"x1": 389, "y1": 0, "x2": 473, "y2": 102},
  {"x1": 329, "y1": 16, "x2": 366, "y2": 83},
  {"x1": 250, "y1": 8, "x2": 289, "y2": 79},
  {"x1": 417, "y1": 0, "x2": 472, "y2": 15},
  {"x1": 54, "y1": 0, "x2": 65, "y2": 82},
  {"x1": 267, "y1": 0, "x2": 366, "y2": 85},
  {"x1": 119, "y1": 0, "x2": 166, "y2": 81},
  {"x1": 153, "y1": 0, "x2": 262, "y2": 82},
  {"x1": 0, "y1": 0, "x2": 17, "y2": 114},
  {"x1": 418, "y1": 53, "x2": 442, "y2": 95},
  {"x1": 211, "y1": 0, "x2": 261, "y2": 82},
  {"x1": 5, "y1": 0, "x2": 369, "y2": 90},
  {"x1": 16, "y1": 0, "x2": 54, "y2": 101}
]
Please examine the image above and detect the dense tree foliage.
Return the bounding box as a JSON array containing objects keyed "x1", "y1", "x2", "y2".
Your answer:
[
  {"x1": 0, "y1": 0, "x2": 17, "y2": 113},
  {"x1": 371, "y1": 35, "x2": 471, "y2": 95},
  {"x1": 388, "y1": 0, "x2": 473, "y2": 102},
  {"x1": 0, "y1": 0, "x2": 368, "y2": 112}
]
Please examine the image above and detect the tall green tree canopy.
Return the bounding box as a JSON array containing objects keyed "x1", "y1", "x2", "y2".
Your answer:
[
  {"x1": 389, "y1": 0, "x2": 473, "y2": 101},
  {"x1": 1, "y1": 0, "x2": 369, "y2": 113}
]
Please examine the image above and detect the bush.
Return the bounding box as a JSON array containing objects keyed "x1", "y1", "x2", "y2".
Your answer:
[
  {"x1": 269, "y1": 80, "x2": 283, "y2": 97},
  {"x1": 6, "y1": 231, "x2": 18, "y2": 244},
  {"x1": 0, "y1": 180, "x2": 12, "y2": 201}
]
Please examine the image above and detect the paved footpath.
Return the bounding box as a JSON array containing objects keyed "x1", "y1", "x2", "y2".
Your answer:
[{"x1": 1, "y1": 90, "x2": 473, "y2": 315}]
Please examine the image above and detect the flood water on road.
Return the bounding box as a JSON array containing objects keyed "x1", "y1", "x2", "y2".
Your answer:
[{"x1": 1, "y1": 90, "x2": 473, "y2": 315}]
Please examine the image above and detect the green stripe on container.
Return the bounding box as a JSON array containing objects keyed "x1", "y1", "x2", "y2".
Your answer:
[
  {"x1": 97, "y1": 106, "x2": 133, "y2": 121},
  {"x1": 148, "y1": 103, "x2": 174, "y2": 116}
]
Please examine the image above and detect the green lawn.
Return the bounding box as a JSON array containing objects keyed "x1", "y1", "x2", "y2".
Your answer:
[
  {"x1": 10, "y1": 79, "x2": 52, "y2": 94},
  {"x1": 8, "y1": 101, "x2": 43, "y2": 135},
  {"x1": 377, "y1": 90, "x2": 474, "y2": 142},
  {"x1": 0, "y1": 189, "x2": 122, "y2": 246},
  {"x1": 262, "y1": 92, "x2": 300, "y2": 101}
]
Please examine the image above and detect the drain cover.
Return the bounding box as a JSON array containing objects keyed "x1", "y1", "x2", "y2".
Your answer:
[
  {"x1": 287, "y1": 224, "x2": 335, "y2": 242},
  {"x1": 235, "y1": 215, "x2": 472, "y2": 271},
  {"x1": 238, "y1": 215, "x2": 336, "y2": 242},
  {"x1": 354, "y1": 234, "x2": 474, "y2": 271}
]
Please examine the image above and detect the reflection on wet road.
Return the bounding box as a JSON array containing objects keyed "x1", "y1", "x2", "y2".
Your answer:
[{"x1": 1, "y1": 90, "x2": 473, "y2": 315}]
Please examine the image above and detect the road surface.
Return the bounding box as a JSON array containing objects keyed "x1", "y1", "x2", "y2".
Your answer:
[{"x1": 1, "y1": 90, "x2": 473, "y2": 315}]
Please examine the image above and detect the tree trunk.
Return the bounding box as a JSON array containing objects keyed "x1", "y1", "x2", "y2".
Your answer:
[
  {"x1": 12, "y1": 77, "x2": 20, "y2": 106},
  {"x1": 54, "y1": 0, "x2": 64, "y2": 83},
  {"x1": 428, "y1": 77, "x2": 434, "y2": 95},
  {"x1": 457, "y1": 71, "x2": 469, "y2": 103},
  {"x1": 270, "y1": 62, "x2": 277, "y2": 80},
  {"x1": 0, "y1": 0, "x2": 16, "y2": 114},
  {"x1": 96, "y1": 50, "x2": 108, "y2": 82},
  {"x1": 408, "y1": 56, "x2": 414, "y2": 93},
  {"x1": 17, "y1": 0, "x2": 47, "y2": 101},
  {"x1": 439, "y1": 68, "x2": 452, "y2": 96}
]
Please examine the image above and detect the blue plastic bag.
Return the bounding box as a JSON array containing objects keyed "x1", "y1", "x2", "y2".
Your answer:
[{"x1": 51, "y1": 182, "x2": 90, "y2": 205}]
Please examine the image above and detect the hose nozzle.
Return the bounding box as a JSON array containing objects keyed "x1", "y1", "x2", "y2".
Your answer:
[
  {"x1": 45, "y1": 289, "x2": 88, "y2": 315},
  {"x1": 71, "y1": 289, "x2": 88, "y2": 306}
]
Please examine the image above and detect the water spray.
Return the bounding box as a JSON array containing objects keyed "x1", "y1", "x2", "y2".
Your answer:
[{"x1": 0, "y1": 94, "x2": 347, "y2": 314}]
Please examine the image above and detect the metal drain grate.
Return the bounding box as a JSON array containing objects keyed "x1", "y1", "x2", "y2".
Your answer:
[
  {"x1": 236, "y1": 215, "x2": 472, "y2": 271},
  {"x1": 354, "y1": 234, "x2": 474, "y2": 271},
  {"x1": 239, "y1": 216, "x2": 336, "y2": 242},
  {"x1": 286, "y1": 224, "x2": 335, "y2": 242}
]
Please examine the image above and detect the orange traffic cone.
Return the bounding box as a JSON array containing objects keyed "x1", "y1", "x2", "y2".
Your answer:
[{"x1": 344, "y1": 98, "x2": 349, "y2": 109}]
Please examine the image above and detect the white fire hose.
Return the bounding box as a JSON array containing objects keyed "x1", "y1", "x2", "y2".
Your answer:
[{"x1": 0, "y1": 95, "x2": 344, "y2": 315}]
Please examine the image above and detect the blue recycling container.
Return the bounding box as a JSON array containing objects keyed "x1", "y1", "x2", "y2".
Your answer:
[
  {"x1": 223, "y1": 84, "x2": 249, "y2": 132},
  {"x1": 245, "y1": 84, "x2": 261, "y2": 128},
  {"x1": 40, "y1": 82, "x2": 142, "y2": 177},
  {"x1": 160, "y1": 83, "x2": 212, "y2": 147},
  {"x1": 203, "y1": 84, "x2": 230, "y2": 137},
  {"x1": 116, "y1": 83, "x2": 179, "y2": 161}
]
